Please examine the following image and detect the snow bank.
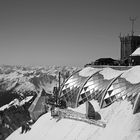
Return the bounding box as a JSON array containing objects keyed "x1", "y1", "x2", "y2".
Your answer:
[
  {"x1": 79, "y1": 67, "x2": 101, "y2": 77},
  {"x1": 121, "y1": 66, "x2": 140, "y2": 84},
  {"x1": 7, "y1": 112, "x2": 102, "y2": 140},
  {"x1": 99, "y1": 67, "x2": 124, "y2": 80},
  {"x1": 99, "y1": 101, "x2": 140, "y2": 140},
  {"x1": 7, "y1": 101, "x2": 140, "y2": 140}
]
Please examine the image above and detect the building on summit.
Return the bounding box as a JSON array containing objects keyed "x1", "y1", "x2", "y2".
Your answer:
[
  {"x1": 120, "y1": 35, "x2": 140, "y2": 65},
  {"x1": 120, "y1": 35, "x2": 140, "y2": 60},
  {"x1": 120, "y1": 18, "x2": 140, "y2": 66}
]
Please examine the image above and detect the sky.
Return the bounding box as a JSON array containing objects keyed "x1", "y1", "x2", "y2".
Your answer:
[{"x1": 0, "y1": 0, "x2": 140, "y2": 67}]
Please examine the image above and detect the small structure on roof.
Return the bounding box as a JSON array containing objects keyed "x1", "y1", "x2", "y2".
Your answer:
[{"x1": 129, "y1": 47, "x2": 140, "y2": 65}]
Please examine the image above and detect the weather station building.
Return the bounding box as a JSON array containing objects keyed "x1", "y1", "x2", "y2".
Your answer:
[
  {"x1": 120, "y1": 35, "x2": 140, "y2": 60},
  {"x1": 120, "y1": 18, "x2": 140, "y2": 66}
]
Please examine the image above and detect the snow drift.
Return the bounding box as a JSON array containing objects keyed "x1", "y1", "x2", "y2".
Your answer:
[{"x1": 7, "y1": 100, "x2": 140, "y2": 140}]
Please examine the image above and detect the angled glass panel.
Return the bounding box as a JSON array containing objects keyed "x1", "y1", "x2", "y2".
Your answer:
[
  {"x1": 131, "y1": 87, "x2": 140, "y2": 97},
  {"x1": 132, "y1": 90, "x2": 139, "y2": 97},
  {"x1": 66, "y1": 81, "x2": 78, "y2": 88},
  {"x1": 127, "y1": 84, "x2": 139, "y2": 97},
  {"x1": 111, "y1": 95, "x2": 116, "y2": 101},
  {"x1": 65, "y1": 78, "x2": 78, "y2": 84},
  {"x1": 84, "y1": 81, "x2": 96, "y2": 87},
  {"x1": 104, "y1": 92, "x2": 110, "y2": 99}
]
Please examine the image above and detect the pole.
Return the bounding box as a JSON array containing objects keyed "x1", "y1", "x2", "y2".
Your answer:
[{"x1": 129, "y1": 17, "x2": 137, "y2": 36}]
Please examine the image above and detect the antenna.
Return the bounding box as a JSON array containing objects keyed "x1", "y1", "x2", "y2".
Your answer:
[
  {"x1": 129, "y1": 17, "x2": 137, "y2": 36},
  {"x1": 119, "y1": 33, "x2": 121, "y2": 38}
]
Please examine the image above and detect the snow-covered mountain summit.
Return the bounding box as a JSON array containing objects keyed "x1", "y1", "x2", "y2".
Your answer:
[{"x1": 0, "y1": 65, "x2": 77, "y2": 107}]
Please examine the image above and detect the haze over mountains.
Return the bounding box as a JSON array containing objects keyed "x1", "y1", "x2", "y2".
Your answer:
[{"x1": 0, "y1": 65, "x2": 77, "y2": 107}]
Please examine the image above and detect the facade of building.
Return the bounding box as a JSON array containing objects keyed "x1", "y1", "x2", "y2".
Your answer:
[{"x1": 120, "y1": 35, "x2": 140, "y2": 60}]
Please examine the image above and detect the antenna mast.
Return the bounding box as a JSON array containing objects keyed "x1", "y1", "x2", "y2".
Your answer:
[{"x1": 129, "y1": 17, "x2": 137, "y2": 36}]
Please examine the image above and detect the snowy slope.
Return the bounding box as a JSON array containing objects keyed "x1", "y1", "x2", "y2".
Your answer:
[{"x1": 7, "y1": 101, "x2": 140, "y2": 140}]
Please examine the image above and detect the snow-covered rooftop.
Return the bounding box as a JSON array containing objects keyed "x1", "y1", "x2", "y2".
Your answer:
[
  {"x1": 130, "y1": 47, "x2": 140, "y2": 56},
  {"x1": 99, "y1": 67, "x2": 124, "y2": 80},
  {"x1": 79, "y1": 67, "x2": 101, "y2": 77},
  {"x1": 121, "y1": 66, "x2": 140, "y2": 84}
]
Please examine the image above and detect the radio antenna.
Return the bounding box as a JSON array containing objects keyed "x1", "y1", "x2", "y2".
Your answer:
[{"x1": 129, "y1": 17, "x2": 137, "y2": 36}]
